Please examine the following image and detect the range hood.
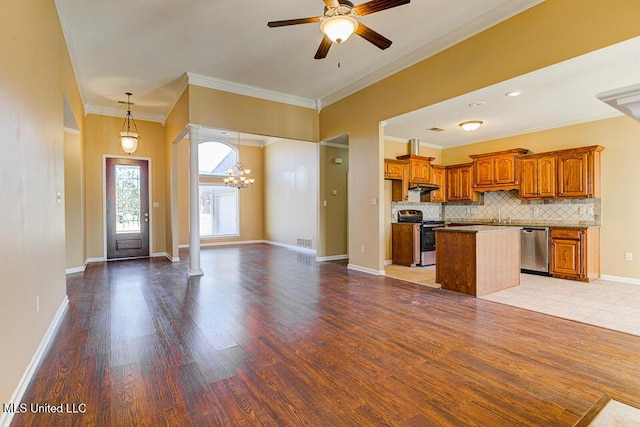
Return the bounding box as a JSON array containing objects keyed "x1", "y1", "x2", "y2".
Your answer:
[
  {"x1": 407, "y1": 138, "x2": 440, "y2": 193},
  {"x1": 409, "y1": 183, "x2": 440, "y2": 193},
  {"x1": 597, "y1": 83, "x2": 640, "y2": 122}
]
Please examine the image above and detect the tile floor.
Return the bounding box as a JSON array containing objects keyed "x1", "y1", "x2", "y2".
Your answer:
[{"x1": 385, "y1": 265, "x2": 640, "y2": 337}]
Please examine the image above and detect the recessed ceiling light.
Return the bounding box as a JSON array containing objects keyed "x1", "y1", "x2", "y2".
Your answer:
[
  {"x1": 468, "y1": 101, "x2": 485, "y2": 107},
  {"x1": 506, "y1": 90, "x2": 524, "y2": 97}
]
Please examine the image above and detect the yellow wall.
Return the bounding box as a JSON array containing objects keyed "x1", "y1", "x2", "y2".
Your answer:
[
  {"x1": 0, "y1": 0, "x2": 80, "y2": 406},
  {"x1": 64, "y1": 130, "x2": 85, "y2": 269},
  {"x1": 320, "y1": 0, "x2": 640, "y2": 272},
  {"x1": 188, "y1": 85, "x2": 319, "y2": 142},
  {"x1": 177, "y1": 141, "x2": 264, "y2": 245},
  {"x1": 264, "y1": 139, "x2": 319, "y2": 249},
  {"x1": 84, "y1": 115, "x2": 167, "y2": 258},
  {"x1": 318, "y1": 144, "x2": 349, "y2": 257}
]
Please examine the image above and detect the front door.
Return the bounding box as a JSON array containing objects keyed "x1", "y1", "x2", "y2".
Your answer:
[{"x1": 106, "y1": 158, "x2": 150, "y2": 259}]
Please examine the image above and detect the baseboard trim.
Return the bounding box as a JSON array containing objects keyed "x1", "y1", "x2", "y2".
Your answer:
[
  {"x1": 65, "y1": 265, "x2": 86, "y2": 275},
  {"x1": 265, "y1": 240, "x2": 317, "y2": 255},
  {"x1": 384, "y1": 259, "x2": 393, "y2": 266},
  {"x1": 601, "y1": 275, "x2": 640, "y2": 286},
  {"x1": 151, "y1": 252, "x2": 168, "y2": 258},
  {"x1": 347, "y1": 263, "x2": 385, "y2": 276},
  {"x1": 316, "y1": 254, "x2": 348, "y2": 262},
  {"x1": 85, "y1": 257, "x2": 105, "y2": 264},
  {"x1": 0, "y1": 296, "x2": 69, "y2": 427}
]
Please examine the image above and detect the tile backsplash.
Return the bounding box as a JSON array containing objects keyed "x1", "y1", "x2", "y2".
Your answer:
[{"x1": 392, "y1": 190, "x2": 600, "y2": 226}]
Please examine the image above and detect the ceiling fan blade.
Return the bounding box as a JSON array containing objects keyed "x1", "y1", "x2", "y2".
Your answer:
[
  {"x1": 355, "y1": 23, "x2": 392, "y2": 50},
  {"x1": 323, "y1": 0, "x2": 340, "y2": 8},
  {"x1": 314, "y1": 35, "x2": 332, "y2": 59},
  {"x1": 354, "y1": 0, "x2": 410, "y2": 16},
  {"x1": 267, "y1": 17, "x2": 321, "y2": 28}
]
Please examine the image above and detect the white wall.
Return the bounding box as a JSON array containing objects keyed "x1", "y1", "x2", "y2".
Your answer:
[{"x1": 264, "y1": 139, "x2": 319, "y2": 249}]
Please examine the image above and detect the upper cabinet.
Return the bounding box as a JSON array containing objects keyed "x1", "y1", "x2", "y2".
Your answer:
[
  {"x1": 519, "y1": 154, "x2": 557, "y2": 199},
  {"x1": 556, "y1": 146, "x2": 604, "y2": 198},
  {"x1": 384, "y1": 158, "x2": 407, "y2": 180},
  {"x1": 428, "y1": 165, "x2": 447, "y2": 202},
  {"x1": 469, "y1": 148, "x2": 529, "y2": 191},
  {"x1": 446, "y1": 163, "x2": 478, "y2": 202},
  {"x1": 384, "y1": 159, "x2": 409, "y2": 202},
  {"x1": 396, "y1": 154, "x2": 435, "y2": 184},
  {"x1": 518, "y1": 145, "x2": 603, "y2": 200}
]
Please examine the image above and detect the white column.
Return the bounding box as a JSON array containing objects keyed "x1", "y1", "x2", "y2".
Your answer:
[{"x1": 187, "y1": 124, "x2": 203, "y2": 276}]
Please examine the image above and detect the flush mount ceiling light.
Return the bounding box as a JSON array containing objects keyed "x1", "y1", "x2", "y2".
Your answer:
[
  {"x1": 459, "y1": 121, "x2": 483, "y2": 132},
  {"x1": 505, "y1": 90, "x2": 525, "y2": 97},
  {"x1": 119, "y1": 92, "x2": 139, "y2": 154}
]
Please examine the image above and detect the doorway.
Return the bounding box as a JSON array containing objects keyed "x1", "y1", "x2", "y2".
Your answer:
[{"x1": 105, "y1": 157, "x2": 150, "y2": 259}]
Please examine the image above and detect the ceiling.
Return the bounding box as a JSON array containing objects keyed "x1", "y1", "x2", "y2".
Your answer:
[
  {"x1": 55, "y1": 0, "x2": 640, "y2": 148},
  {"x1": 54, "y1": 0, "x2": 543, "y2": 122},
  {"x1": 384, "y1": 35, "x2": 640, "y2": 148}
]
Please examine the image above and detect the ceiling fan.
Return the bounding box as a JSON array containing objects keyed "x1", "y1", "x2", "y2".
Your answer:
[{"x1": 267, "y1": 0, "x2": 411, "y2": 59}]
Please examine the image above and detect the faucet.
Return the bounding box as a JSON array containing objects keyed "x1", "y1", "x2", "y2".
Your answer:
[{"x1": 493, "y1": 208, "x2": 502, "y2": 224}]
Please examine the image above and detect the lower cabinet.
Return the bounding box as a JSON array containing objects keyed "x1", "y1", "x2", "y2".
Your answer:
[
  {"x1": 392, "y1": 223, "x2": 420, "y2": 266},
  {"x1": 550, "y1": 227, "x2": 600, "y2": 282}
]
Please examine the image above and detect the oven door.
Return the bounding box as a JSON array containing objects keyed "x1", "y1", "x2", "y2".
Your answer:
[{"x1": 421, "y1": 225, "x2": 436, "y2": 252}]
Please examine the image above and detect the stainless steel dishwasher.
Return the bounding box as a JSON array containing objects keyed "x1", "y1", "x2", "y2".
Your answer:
[{"x1": 521, "y1": 227, "x2": 550, "y2": 275}]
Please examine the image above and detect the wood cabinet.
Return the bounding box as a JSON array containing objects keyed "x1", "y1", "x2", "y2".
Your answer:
[
  {"x1": 446, "y1": 163, "x2": 478, "y2": 202},
  {"x1": 396, "y1": 154, "x2": 435, "y2": 184},
  {"x1": 392, "y1": 223, "x2": 421, "y2": 266},
  {"x1": 556, "y1": 146, "x2": 603, "y2": 198},
  {"x1": 519, "y1": 154, "x2": 556, "y2": 199},
  {"x1": 384, "y1": 159, "x2": 409, "y2": 202},
  {"x1": 550, "y1": 227, "x2": 600, "y2": 282},
  {"x1": 469, "y1": 148, "x2": 529, "y2": 191},
  {"x1": 428, "y1": 165, "x2": 446, "y2": 202},
  {"x1": 384, "y1": 158, "x2": 406, "y2": 180}
]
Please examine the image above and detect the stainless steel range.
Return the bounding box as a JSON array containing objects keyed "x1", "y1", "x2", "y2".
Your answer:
[{"x1": 397, "y1": 210, "x2": 445, "y2": 266}]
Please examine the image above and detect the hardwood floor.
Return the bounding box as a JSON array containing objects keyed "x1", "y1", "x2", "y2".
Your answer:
[{"x1": 11, "y1": 244, "x2": 640, "y2": 426}]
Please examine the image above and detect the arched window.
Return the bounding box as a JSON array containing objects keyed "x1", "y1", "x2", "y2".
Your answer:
[{"x1": 198, "y1": 141, "x2": 239, "y2": 237}]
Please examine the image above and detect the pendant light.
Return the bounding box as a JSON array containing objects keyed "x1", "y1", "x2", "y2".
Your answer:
[
  {"x1": 120, "y1": 92, "x2": 140, "y2": 154},
  {"x1": 223, "y1": 133, "x2": 255, "y2": 189}
]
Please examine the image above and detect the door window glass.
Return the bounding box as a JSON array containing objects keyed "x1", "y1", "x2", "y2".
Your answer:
[{"x1": 115, "y1": 164, "x2": 141, "y2": 233}]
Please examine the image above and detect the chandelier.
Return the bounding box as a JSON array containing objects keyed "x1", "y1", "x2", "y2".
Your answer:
[
  {"x1": 120, "y1": 92, "x2": 140, "y2": 154},
  {"x1": 223, "y1": 133, "x2": 255, "y2": 189}
]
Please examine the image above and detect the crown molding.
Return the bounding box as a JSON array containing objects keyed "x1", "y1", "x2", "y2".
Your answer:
[
  {"x1": 84, "y1": 104, "x2": 165, "y2": 124},
  {"x1": 187, "y1": 72, "x2": 318, "y2": 110},
  {"x1": 320, "y1": 141, "x2": 349, "y2": 149},
  {"x1": 319, "y1": 0, "x2": 544, "y2": 108}
]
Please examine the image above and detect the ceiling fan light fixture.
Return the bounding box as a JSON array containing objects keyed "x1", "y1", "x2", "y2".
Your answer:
[
  {"x1": 320, "y1": 15, "x2": 358, "y2": 44},
  {"x1": 459, "y1": 120, "x2": 483, "y2": 132}
]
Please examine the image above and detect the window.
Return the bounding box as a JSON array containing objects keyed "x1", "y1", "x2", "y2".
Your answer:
[{"x1": 198, "y1": 141, "x2": 239, "y2": 237}]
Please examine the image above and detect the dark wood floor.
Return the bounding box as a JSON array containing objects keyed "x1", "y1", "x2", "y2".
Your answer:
[{"x1": 11, "y1": 244, "x2": 640, "y2": 426}]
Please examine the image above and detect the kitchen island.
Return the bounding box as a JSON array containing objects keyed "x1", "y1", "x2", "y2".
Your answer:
[{"x1": 435, "y1": 225, "x2": 521, "y2": 297}]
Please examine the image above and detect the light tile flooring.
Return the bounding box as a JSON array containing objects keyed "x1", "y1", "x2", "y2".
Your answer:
[{"x1": 385, "y1": 265, "x2": 640, "y2": 337}]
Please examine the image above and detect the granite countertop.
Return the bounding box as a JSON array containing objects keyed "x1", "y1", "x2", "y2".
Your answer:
[
  {"x1": 444, "y1": 220, "x2": 600, "y2": 228},
  {"x1": 436, "y1": 225, "x2": 523, "y2": 233}
]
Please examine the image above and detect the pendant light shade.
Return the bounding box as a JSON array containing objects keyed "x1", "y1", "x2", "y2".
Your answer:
[{"x1": 120, "y1": 92, "x2": 140, "y2": 154}]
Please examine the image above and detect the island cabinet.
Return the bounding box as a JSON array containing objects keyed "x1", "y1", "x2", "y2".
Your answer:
[
  {"x1": 384, "y1": 159, "x2": 409, "y2": 202},
  {"x1": 396, "y1": 154, "x2": 435, "y2": 184},
  {"x1": 556, "y1": 146, "x2": 604, "y2": 198},
  {"x1": 519, "y1": 154, "x2": 557, "y2": 199},
  {"x1": 446, "y1": 163, "x2": 479, "y2": 202},
  {"x1": 470, "y1": 148, "x2": 529, "y2": 191},
  {"x1": 392, "y1": 223, "x2": 421, "y2": 266},
  {"x1": 550, "y1": 227, "x2": 600, "y2": 282},
  {"x1": 428, "y1": 165, "x2": 447, "y2": 202},
  {"x1": 435, "y1": 226, "x2": 521, "y2": 297}
]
